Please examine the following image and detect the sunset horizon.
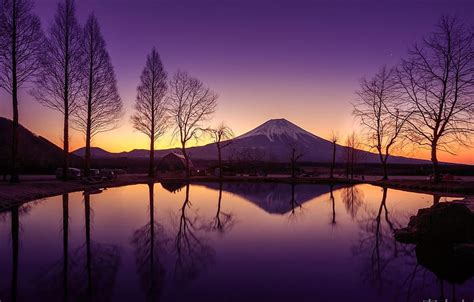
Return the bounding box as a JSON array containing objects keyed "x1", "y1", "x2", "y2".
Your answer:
[{"x1": 1, "y1": 1, "x2": 474, "y2": 301}]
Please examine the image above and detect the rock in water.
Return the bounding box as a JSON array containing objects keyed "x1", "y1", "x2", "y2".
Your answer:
[{"x1": 395, "y1": 202, "x2": 474, "y2": 244}]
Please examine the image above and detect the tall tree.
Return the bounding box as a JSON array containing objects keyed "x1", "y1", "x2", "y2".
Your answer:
[
  {"x1": 398, "y1": 16, "x2": 474, "y2": 183},
  {"x1": 354, "y1": 66, "x2": 410, "y2": 180},
  {"x1": 32, "y1": 0, "x2": 84, "y2": 180},
  {"x1": 74, "y1": 15, "x2": 122, "y2": 177},
  {"x1": 131, "y1": 48, "x2": 168, "y2": 177},
  {"x1": 208, "y1": 122, "x2": 233, "y2": 178},
  {"x1": 0, "y1": 0, "x2": 43, "y2": 182},
  {"x1": 168, "y1": 70, "x2": 218, "y2": 178}
]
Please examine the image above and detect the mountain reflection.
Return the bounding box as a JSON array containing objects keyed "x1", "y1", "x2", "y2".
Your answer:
[{"x1": 200, "y1": 182, "x2": 347, "y2": 215}]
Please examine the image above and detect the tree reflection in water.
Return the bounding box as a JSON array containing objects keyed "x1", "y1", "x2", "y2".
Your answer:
[
  {"x1": 342, "y1": 185, "x2": 364, "y2": 219},
  {"x1": 351, "y1": 187, "x2": 473, "y2": 301},
  {"x1": 131, "y1": 183, "x2": 170, "y2": 301},
  {"x1": 204, "y1": 182, "x2": 235, "y2": 234},
  {"x1": 173, "y1": 184, "x2": 215, "y2": 283},
  {"x1": 329, "y1": 185, "x2": 337, "y2": 227},
  {"x1": 288, "y1": 183, "x2": 304, "y2": 222},
  {"x1": 35, "y1": 192, "x2": 121, "y2": 302}
]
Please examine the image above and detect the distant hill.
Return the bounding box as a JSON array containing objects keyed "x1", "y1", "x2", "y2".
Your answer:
[
  {"x1": 72, "y1": 118, "x2": 427, "y2": 164},
  {"x1": 0, "y1": 117, "x2": 81, "y2": 173}
]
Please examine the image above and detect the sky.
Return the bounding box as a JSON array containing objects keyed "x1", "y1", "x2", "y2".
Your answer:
[{"x1": 1, "y1": 0, "x2": 474, "y2": 164}]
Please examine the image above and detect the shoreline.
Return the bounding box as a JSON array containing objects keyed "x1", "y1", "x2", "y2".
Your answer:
[{"x1": 1, "y1": 175, "x2": 473, "y2": 212}]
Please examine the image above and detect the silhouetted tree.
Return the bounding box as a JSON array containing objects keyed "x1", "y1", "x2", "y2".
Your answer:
[
  {"x1": 398, "y1": 16, "x2": 474, "y2": 183},
  {"x1": 32, "y1": 0, "x2": 84, "y2": 180},
  {"x1": 74, "y1": 15, "x2": 122, "y2": 177},
  {"x1": 168, "y1": 70, "x2": 217, "y2": 178},
  {"x1": 208, "y1": 123, "x2": 233, "y2": 178},
  {"x1": 0, "y1": 0, "x2": 44, "y2": 182},
  {"x1": 343, "y1": 132, "x2": 363, "y2": 179},
  {"x1": 354, "y1": 66, "x2": 410, "y2": 180},
  {"x1": 329, "y1": 131, "x2": 338, "y2": 179},
  {"x1": 288, "y1": 142, "x2": 304, "y2": 179},
  {"x1": 131, "y1": 48, "x2": 168, "y2": 177}
]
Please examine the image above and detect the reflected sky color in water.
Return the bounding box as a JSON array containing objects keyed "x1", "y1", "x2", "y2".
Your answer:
[{"x1": 0, "y1": 183, "x2": 472, "y2": 301}]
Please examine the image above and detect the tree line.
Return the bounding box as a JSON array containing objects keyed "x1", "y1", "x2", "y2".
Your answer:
[
  {"x1": 353, "y1": 16, "x2": 474, "y2": 182},
  {"x1": 0, "y1": 0, "x2": 222, "y2": 181}
]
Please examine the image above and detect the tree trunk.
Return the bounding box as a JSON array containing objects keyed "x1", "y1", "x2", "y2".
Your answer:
[
  {"x1": 182, "y1": 144, "x2": 190, "y2": 179},
  {"x1": 431, "y1": 141, "x2": 440, "y2": 183},
  {"x1": 10, "y1": 1, "x2": 19, "y2": 183},
  {"x1": 217, "y1": 143, "x2": 222, "y2": 179},
  {"x1": 11, "y1": 89, "x2": 19, "y2": 183},
  {"x1": 381, "y1": 158, "x2": 388, "y2": 181},
  {"x1": 149, "y1": 136, "x2": 155, "y2": 177},
  {"x1": 85, "y1": 35, "x2": 94, "y2": 177},
  {"x1": 63, "y1": 110, "x2": 69, "y2": 181},
  {"x1": 330, "y1": 142, "x2": 336, "y2": 179}
]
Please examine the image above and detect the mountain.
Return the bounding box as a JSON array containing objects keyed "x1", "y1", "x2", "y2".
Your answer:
[
  {"x1": 73, "y1": 118, "x2": 425, "y2": 164},
  {"x1": 0, "y1": 117, "x2": 81, "y2": 172},
  {"x1": 185, "y1": 118, "x2": 424, "y2": 163}
]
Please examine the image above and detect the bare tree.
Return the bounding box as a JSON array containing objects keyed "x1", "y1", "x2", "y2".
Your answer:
[
  {"x1": 32, "y1": 0, "x2": 84, "y2": 180},
  {"x1": 168, "y1": 70, "x2": 218, "y2": 178},
  {"x1": 208, "y1": 122, "x2": 233, "y2": 178},
  {"x1": 343, "y1": 132, "x2": 363, "y2": 180},
  {"x1": 131, "y1": 48, "x2": 168, "y2": 177},
  {"x1": 73, "y1": 14, "x2": 122, "y2": 177},
  {"x1": 288, "y1": 142, "x2": 304, "y2": 179},
  {"x1": 0, "y1": 0, "x2": 44, "y2": 182},
  {"x1": 398, "y1": 16, "x2": 474, "y2": 183},
  {"x1": 354, "y1": 66, "x2": 410, "y2": 180},
  {"x1": 329, "y1": 131, "x2": 338, "y2": 179}
]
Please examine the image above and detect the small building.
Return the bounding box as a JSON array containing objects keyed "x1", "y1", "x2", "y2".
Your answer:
[{"x1": 156, "y1": 152, "x2": 193, "y2": 178}]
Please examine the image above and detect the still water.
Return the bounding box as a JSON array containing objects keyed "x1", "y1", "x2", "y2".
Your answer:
[{"x1": 0, "y1": 183, "x2": 472, "y2": 301}]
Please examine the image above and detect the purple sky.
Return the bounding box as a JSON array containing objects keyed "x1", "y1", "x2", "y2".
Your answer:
[{"x1": 1, "y1": 0, "x2": 473, "y2": 162}]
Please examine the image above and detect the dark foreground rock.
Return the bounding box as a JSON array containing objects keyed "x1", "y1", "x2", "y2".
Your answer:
[
  {"x1": 395, "y1": 202, "x2": 474, "y2": 244},
  {"x1": 395, "y1": 201, "x2": 474, "y2": 285}
]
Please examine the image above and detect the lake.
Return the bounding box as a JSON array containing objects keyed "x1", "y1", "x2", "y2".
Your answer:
[{"x1": 0, "y1": 182, "x2": 473, "y2": 301}]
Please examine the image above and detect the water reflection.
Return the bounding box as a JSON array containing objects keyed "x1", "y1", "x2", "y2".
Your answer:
[
  {"x1": 342, "y1": 185, "x2": 364, "y2": 219},
  {"x1": 0, "y1": 183, "x2": 472, "y2": 301},
  {"x1": 173, "y1": 184, "x2": 215, "y2": 283},
  {"x1": 204, "y1": 182, "x2": 235, "y2": 234},
  {"x1": 131, "y1": 183, "x2": 168, "y2": 301}
]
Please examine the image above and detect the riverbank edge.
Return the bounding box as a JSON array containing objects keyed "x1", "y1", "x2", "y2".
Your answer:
[{"x1": 1, "y1": 175, "x2": 473, "y2": 212}]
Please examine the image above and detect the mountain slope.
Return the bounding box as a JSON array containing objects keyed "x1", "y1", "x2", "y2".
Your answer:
[{"x1": 0, "y1": 117, "x2": 81, "y2": 172}]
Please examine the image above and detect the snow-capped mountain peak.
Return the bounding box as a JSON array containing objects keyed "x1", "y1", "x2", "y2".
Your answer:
[{"x1": 236, "y1": 118, "x2": 316, "y2": 142}]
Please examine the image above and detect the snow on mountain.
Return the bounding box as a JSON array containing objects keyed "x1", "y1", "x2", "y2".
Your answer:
[{"x1": 237, "y1": 118, "x2": 319, "y2": 142}]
